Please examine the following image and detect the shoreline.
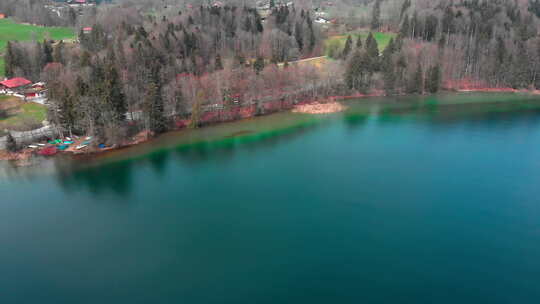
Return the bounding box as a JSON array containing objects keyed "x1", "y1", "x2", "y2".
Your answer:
[
  {"x1": 1, "y1": 88, "x2": 539, "y2": 163},
  {"x1": 455, "y1": 88, "x2": 540, "y2": 94},
  {"x1": 292, "y1": 101, "x2": 348, "y2": 114}
]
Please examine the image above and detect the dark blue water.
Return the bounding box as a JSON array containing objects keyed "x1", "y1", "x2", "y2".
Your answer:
[{"x1": 1, "y1": 93, "x2": 540, "y2": 303}]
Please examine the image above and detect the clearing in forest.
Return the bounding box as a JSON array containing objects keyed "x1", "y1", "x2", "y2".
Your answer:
[
  {"x1": 324, "y1": 31, "x2": 397, "y2": 58},
  {"x1": 289, "y1": 31, "x2": 396, "y2": 70},
  {"x1": 0, "y1": 18, "x2": 75, "y2": 77}
]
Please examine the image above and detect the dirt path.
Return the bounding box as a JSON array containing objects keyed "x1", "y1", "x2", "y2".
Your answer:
[{"x1": 278, "y1": 56, "x2": 328, "y2": 68}]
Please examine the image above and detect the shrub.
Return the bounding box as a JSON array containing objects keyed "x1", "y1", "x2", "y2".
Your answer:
[{"x1": 5, "y1": 133, "x2": 18, "y2": 152}]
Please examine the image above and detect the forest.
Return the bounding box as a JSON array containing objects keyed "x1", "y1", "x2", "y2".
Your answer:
[{"x1": 3, "y1": 0, "x2": 540, "y2": 146}]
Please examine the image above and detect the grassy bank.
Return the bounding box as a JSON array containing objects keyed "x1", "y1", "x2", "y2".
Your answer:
[
  {"x1": 0, "y1": 18, "x2": 75, "y2": 77},
  {"x1": 0, "y1": 95, "x2": 47, "y2": 132}
]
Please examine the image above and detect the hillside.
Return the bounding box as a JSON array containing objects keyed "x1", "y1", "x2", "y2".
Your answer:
[{"x1": 0, "y1": 18, "x2": 75, "y2": 77}]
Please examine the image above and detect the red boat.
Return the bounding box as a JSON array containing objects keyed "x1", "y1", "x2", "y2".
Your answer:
[{"x1": 38, "y1": 146, "x2": 58, "y2": 156}]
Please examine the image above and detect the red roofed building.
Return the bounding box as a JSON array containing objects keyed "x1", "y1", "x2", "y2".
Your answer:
[{"x1": 0, "y1": 77, "x2": 32, "y2": 90}]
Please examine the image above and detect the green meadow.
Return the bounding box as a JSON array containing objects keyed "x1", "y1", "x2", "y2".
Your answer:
[
  {"x1": 324, "y1": 32, "x2": 397, "y2": 58},
  {"x1": 0, "y1": 95, "x2": 47, "y2": 132},
  {"x1": 0, "y1": 18, "x2": 75, "y2": 77}
]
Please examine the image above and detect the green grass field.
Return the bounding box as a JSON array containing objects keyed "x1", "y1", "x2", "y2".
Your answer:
[
  {"x1": 0, "y1": 95, "x2": 47, "y2": 131},
  {"x1": 0, "y1": 18, "x2": 75, "y2": 77},
  {"x1": 324, "y1": 32, "x2": 397, "y2": 58}
]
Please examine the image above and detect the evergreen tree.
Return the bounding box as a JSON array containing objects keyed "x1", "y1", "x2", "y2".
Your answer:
[
  {"x1": 511, "y1": 42, "x2": 531, "y2": 88},
  {"x1": 75, "y1": 76, "x2": 89, "y2": 97},
  {"x1": 43, "y1": 39, "x2": 53, "y2": 65},
  {"x1": 442, "y1": 6, "x2": 455, "y2": 36},
  {"x1": 371, "y1": 0, "x2": 382, "y2": 30},
  {"x1": 356, "y1": 36, "x2": 362, "y2": 49},
  {"x1": 80, "y1": 51, "x2": 91, "y2": 67},
  {"x1": 341, "y1": 35, "x2": 353, "y2": 59},
  {"x1": 88, "y1": 24, "x2": 107, "y2": 52},
  {"x1": 424, "y1": 15, "x2": 438, "y2": 41},
  {"x1": 407, "y1": 62, "x2": 424, "y2": 94},
  {"x1": 365, "y1": 33, "x2": 379, "y2": 58},
  {"x1": 396, "y1": 54, "x2": 408, "y2": 88},
  {"x1": 34, "y1": 42, "x2": 45, "y2": 76},
  {"x1": 144, "y1": 62, "x2": 166, "y2": 134},
  {"x1": 104, "y1": 60, "x2": 127, "y2": 122},
  {"x1": 145, "y1": 79, "x2": 166, "y2": 134},
  {"x1": 425, "y1": 64, "x2": 442, "y2": 93},
  {"x1": 78, "y1": 28, "x2": 88, "y2": 48},
  {"x1": 496, "y1": 37, "x2": 507, "y2": 65},
  {"x1": 295, "y1": 22, "x2": 304, "y2": 51},
  {"x1": 438, "y1": 35, "x2": 446, "y2": 50},
  {"x1": 68, "y1": 7, "x2": 77, "y2": 25},
  {"x1": 4, "y1": 41, "x2": 17, "y2": 78},
  {"x1": 59, "y1": 86, "x2": 76, "y2": 134},
  {"x1": 254, "y1": 12, "x2": 264, "y2": 33},
  {"x1": 365, "y1": 32, "x2": 380, "y2": 72},
  {"x1": 400, "y1": 15, "x2": 410, "y2": 37},
  {"x1": 345, "y1": 50, "x2": 372, "y2": 93},
  {"x1": 382, "y1": 60, "x2": 396, "y2": 95},
  {"x1": 306, "y1": 15, "x2": 316, "y2": 53},
  {"x1": 243, "y1": 16, "x2": 252, "y2": 32},
  {"x1": 535, "y1": 39, "x2": 540, "y2": 89},
  {"x1": 400, "y1": 0, "x2": 411, "y2": 20},
  {"x1": 137, "y1": 25, "x2": 148, "y2": 39},
  {"x1": 394, "y1": 34, "x2": 404, "y2": 51},
  {"x1": 254, "y1": 56, "x2": 265, "y2": 74},
  {"x1": 345, "y1": 51, "x2": 361, "y2": 90},
  {"x1": 383, "y1": 38, "x2": 395, "y2": 56},
  {"x1": 5, "y1": 133, "x2": 17, "y2": 152},
  {"x1": 215, "y1": 53, "x2": 223, "y2": 70},
  {"x1": 531, "y1": 0, "x2": 540, "y2": 18},
  {"x1": 381, "y1": 38, "x2": 396, "y2": 95}
]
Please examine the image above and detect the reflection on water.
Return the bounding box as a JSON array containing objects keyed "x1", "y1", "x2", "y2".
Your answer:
[
  {"x1": 3, "y1": 92, "x2": 540, "y2": 195},
  {"x1": 52, "y1": 119, "x2": 324, "y2": 195},
  {"x1": 3, "y1": 92, "x2": 540, "y2": 303},
  {"x1": 56, "y1": 161, "x2": 135, "y2": 196}
]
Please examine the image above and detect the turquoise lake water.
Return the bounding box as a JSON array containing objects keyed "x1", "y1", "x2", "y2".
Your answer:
[{"x1": 1, "y1": 93, "x2": 540, "y2": 303}]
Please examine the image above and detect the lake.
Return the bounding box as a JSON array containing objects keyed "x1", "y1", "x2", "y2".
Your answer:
[{"x1": 2, "y1": 93, "x2": 540, "y2": 303}]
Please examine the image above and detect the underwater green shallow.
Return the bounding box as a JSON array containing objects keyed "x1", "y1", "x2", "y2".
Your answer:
[{"x1": 2, "y1": 93, "x2": 540, "y2": 304}]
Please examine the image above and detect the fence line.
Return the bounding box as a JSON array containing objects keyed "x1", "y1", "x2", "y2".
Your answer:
[{"x1": 0, "y1": 125, "x2": 59, "y2": 149}]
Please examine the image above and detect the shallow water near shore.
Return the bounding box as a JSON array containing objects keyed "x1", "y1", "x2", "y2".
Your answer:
[{"x1": 2, "y1": 92, "x2": 540, "y2": 303}]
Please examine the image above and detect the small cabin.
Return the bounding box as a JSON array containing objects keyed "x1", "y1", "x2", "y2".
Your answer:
[
  {"x1": 315, "y1": 17, "x2": 331, "y2": 24},
  {"x1": 24, "y1": 82, "x2": 48, "y2": 101}
]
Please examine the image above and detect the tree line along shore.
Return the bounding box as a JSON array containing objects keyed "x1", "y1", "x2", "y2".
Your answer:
[{"x1": 3, "y1": 0, "x2": 540, "y2": 156}]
